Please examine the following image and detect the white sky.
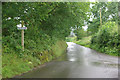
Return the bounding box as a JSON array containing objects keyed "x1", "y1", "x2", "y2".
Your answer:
[
  {"x1": 17, "y1": 24, "x2": 25, "y2": 27},
  {"x1": 89, "y1": 0, "x2": 115, "y2": 2},
  {"x1": 82, "y1": 25, "x2": 88, "y2": 31},
  {"x1": 89, "y1": 0, "x2": 96, "y2": 2}
]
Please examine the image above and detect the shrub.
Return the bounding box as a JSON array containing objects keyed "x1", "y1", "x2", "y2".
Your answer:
[{"x1": 91, "y1": 21, "x2": 119, "y2": 56}]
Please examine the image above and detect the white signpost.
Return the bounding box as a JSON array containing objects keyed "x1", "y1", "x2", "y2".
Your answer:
[
  {"x1": 17, "y1": 27, "x2": 27, "y2": 30},
  {"x1": 17, "y1": 21, "x2": 27, "y2": 51}
]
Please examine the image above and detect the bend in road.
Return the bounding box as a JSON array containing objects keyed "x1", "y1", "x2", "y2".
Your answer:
[{"x1": 18, "y1": 42, "x2": 118, "y2": 78}]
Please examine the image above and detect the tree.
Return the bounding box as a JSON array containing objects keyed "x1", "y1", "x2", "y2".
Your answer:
[
  {"x1": 87, "y1": 2, "x2": 118, "y2": 35},
  {"x1": 2, "y1": 2, "x2": 90, "y2": 53},
  {"x1": 74, "y1": 27, "x2": 87, "y2": 40}
]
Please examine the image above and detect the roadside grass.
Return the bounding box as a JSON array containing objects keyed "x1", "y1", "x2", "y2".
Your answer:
[
  {"x1": 74, "y1": 36, "x2": 92, "y2": 48},
  {"x1": 2, "y1": 53, "x2": 40, "y2": 78},
  {"x1": 52, "y1": 40, "x2": 67, "y2": 58},
  {"x1": 2, "y1": 40, "x2": 67, "y2": 78},
  {"x1": 0, "y1": 55, "x2": 1, "y2": 80},
  {"x1": 0, "y1": 36, "x2": 1, "y2": 79},
  {"x1": 66, "y1": 36, "x2": 77, "y2": 42},
  {"x1": 75, "y1": 36, "x2": 118, "y2": 56}
]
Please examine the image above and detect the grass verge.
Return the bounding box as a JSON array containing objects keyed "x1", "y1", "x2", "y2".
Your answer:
[
  {"x1": 2, "y1": 40, "x2": 67, "y2": 78},
  {"x1": 74, "y1": 36, "x2": 91, "y2": 48},
  {"x1": 75, "y1": 36, "x2": 118, "y2": 56}
]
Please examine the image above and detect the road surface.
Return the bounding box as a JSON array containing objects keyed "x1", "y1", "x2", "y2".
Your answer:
[{"x1": 18, "y1": 42, "x2": 118, "y2": 78}]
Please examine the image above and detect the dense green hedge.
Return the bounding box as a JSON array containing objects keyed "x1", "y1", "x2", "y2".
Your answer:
[{"x1": 91, "y1": 21, "x2": 119, "y2": 56}]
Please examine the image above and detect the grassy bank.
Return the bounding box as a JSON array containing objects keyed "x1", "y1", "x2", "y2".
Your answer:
[
  {"x1": 2, "y1": 40, "x2": 67, "y2": 78},
  {"x1": 75, "y1": 36, "x2": 119, "y2": 56},
  {"x1": 74, "y1": 36, "x2": 91, "y2": 48},
  {"x1": 0, "y1": 55, "x2": 1, "y2": 80}
]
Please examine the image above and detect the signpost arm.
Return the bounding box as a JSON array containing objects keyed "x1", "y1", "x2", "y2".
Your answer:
[{"x1": 21, "y1": 21, "x2": 24, "y2": 51}]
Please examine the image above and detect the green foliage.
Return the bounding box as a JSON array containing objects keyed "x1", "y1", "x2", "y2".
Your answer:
[
  {"x1": 51, "y1": 40, "x2": 68, "y2": 58},
  {"x1": 91, "y1": 21, "x2": 119, "y2": 56},
  {"x1": 2, "y1": 53, "x2": 32, "y2": 78},
  {"x1": 2, "y1": 2, "x2": 90, "y2": 55},
  {"x1": 2, "y1": 40, "x2": 67, "y2": 78},
  {"x1": 74, "y1": 27, "x2": 87, "y2": 40},
  {"x1": 87, "y1": 2, "x2": 118, "y2": 35},
  {"x1": 87, "y1": 19, "x2": 100, "y2": 35},
  {"x1": 66, "y1": 36, "x2": 77, "y2": 42},
  {"x1": 0, "y1": 55, "x2": 1, "y2": 77},
  {"x1": 2, "y1": 2, "x2": 90, "y2": 78},
  {"x1": 75, "y1": 21, "x2": 119, "y2": 56},
  {"x1": 75, "y1": 36, "x2": 91, "y2": 47},
  {"x1": 2, "y1": 2, "x2": 90, "y2": 38}
]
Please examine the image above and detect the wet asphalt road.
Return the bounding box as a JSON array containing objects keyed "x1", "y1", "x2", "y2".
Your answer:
[{"x1": 18, "y1": 42, "x2": 118, "y2": 78}]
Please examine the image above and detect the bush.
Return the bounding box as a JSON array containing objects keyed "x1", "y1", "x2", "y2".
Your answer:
[{"x1": 90, "y1": 21, "x2": 119, "y2": 56}]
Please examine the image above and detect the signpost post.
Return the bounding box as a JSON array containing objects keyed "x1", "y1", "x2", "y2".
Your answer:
[
  {"x1": 17, "y1": 21, "x2": 27, "y2": 51},
  {"x1": 21, "y1": 21, "x2": 24, "y2": 51},
  {"x1": 100, "y1": 8, "x2": 102, "y2": 26}
]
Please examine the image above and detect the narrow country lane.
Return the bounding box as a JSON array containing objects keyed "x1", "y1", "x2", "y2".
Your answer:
[{"x1": 17, "y1": 42, "x2": 118, "y2": 78}]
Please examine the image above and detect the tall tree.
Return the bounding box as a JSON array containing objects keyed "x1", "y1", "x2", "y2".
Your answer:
[
  {"x1": 87, "y1": 2, "x2": 118, "y2": 35},
  {"x1": 2, "y1": 2, "x2": 90, "y2": 53}
]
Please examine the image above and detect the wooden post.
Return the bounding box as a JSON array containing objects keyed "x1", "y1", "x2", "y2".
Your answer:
[
  {"x1": 21, "y1": 21, "x2": 24, "y2": 51},
  {"x1": 100, "y1": 8, "x2": 102, "y2": 26}
]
